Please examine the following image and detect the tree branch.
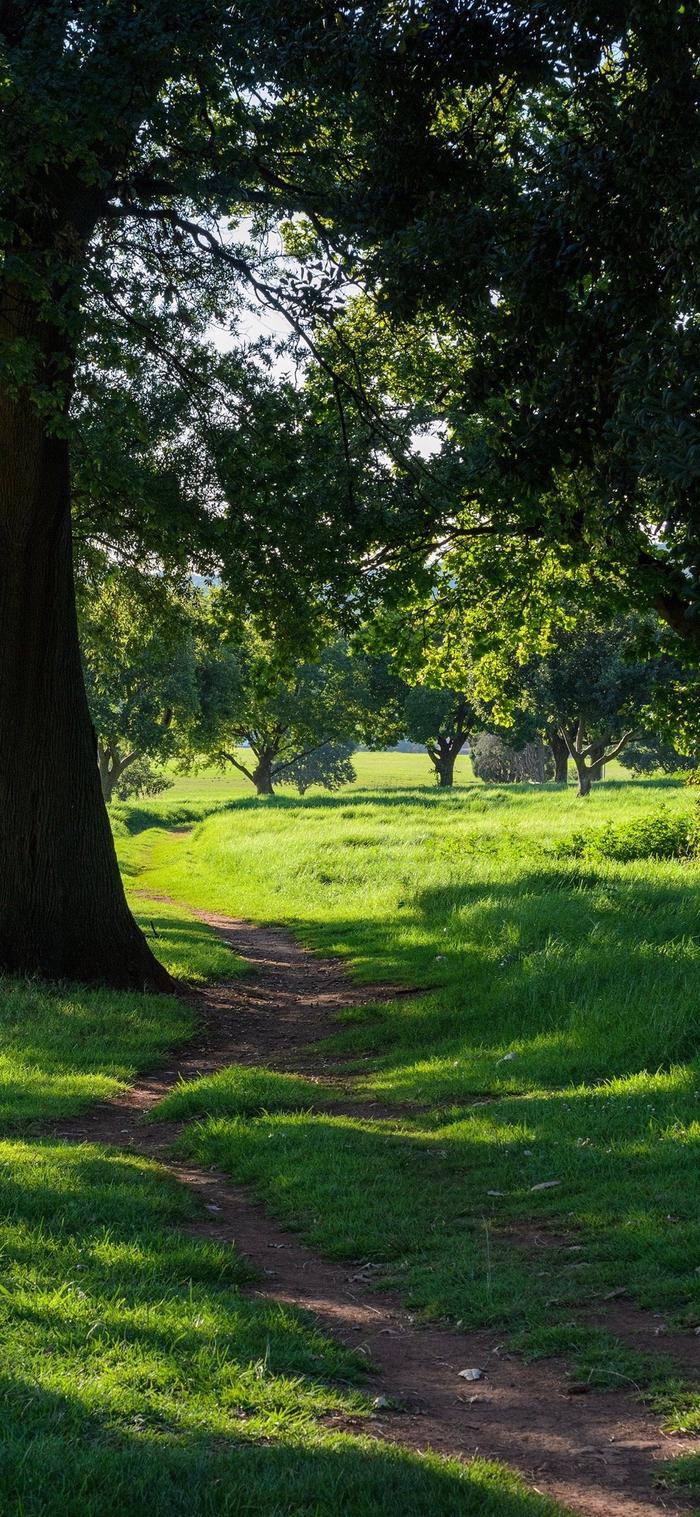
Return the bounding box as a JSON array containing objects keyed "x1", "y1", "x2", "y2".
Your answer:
[
  {"x1": 271, "y1": 739, "x2": 332, "y2": 777},
  {"x1": 218, "y1": 748, "x2": 254, "y2": 781}
]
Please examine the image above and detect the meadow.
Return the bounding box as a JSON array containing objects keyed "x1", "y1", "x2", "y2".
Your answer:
[
  {"x1": 0, "y1": 752, "x2": 573, "y2": 1516},
  {"x1": 121, "y1": 756, "x2": 700, "y2": 1496},
  {"x1": 1, "y1": 755, "x2": 699, "y2": 1510}
]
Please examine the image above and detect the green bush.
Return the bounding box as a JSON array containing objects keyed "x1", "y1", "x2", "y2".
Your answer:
[{"x1": 555, "y1": 807, "x2": 696, "y2": 863}]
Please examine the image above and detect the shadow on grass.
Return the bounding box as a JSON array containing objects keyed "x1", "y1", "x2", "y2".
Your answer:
[
  {"x1": 0, "y1": 1137, "x2": 560, "y2": 1517},
  {"x1": 0, "y1": 1374, "x2": 559, "y2": 1517},
  {"x1": 118, "y1": 782, "x2": 675, "y2": 837},
  {"x1": 183, "y1": 1080, "x2": 700, "y2": 1339},
  {"x1": 0, "y1": 978, "x2": 191, "y2": 1128},
  {"x1": 295, "y1": 857, "x2": 700, "y2": 1089}
]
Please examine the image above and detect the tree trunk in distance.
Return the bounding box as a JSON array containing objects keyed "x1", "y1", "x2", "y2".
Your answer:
[
  {"x1": 588, "y1": 740, "x2": 606, "y2": 782},
  {"x1": 0, "y1": 403, "x2": 173, "y2": 990},
  {"x1": 98, "y1": 745, "x2": 140, "y2": 804},
  {"x1": 436, "y1": 752, "x2": 455, "y2": 788},
  {"x1": 549, "y1": 731, "x2": 569, "y2": 785},
  {"x1": 428, "y1": 742, "x2": 456, "y2": 788},
  {"x1": 574, "y1": 759, "x2": 592, "y2": 798},
  {"x1": 98, "y1": 747, "x2": 116, "y2": 804}
]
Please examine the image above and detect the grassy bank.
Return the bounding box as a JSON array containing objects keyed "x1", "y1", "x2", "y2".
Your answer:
[{"x1": 128, "y1": 773, "x2": 700, "y2": 1482}]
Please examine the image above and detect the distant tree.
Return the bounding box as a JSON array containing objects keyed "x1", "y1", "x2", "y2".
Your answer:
[
  {"x1": 620, "y1": 737, "x2": 696, "y2": 778},
  {"x1": 197, "y1": 629, "x2": 367, "y2": 798},
  {"x1": 80, "y1": 576, "x2": 201, "y2": 804},
  {"x1": 356, "y1": 586, "x2": 478, "y2": 789},
  {"x1": 105, "y1": 757, "x2": 175, "y2": 803},
  {"x1": 280, "y1": 742, "x2": 356, "y2": 796},
  {"x1": 471, "y1": 734, "x2": 554, "y2": 785},
  {"x1": 526, "y1": 622, "x2": 669, "y2": 797},
  {"x1": 403, "y1": 687, "x2": 472, "y2": 789}
]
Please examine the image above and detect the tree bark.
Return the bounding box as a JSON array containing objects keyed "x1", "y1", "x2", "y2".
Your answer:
[
  {"x1": 253, "y1": 754, "x2": 276, "y2": 795},
  {"x1": 588, "y1": 740, "x2": 606, "y2": 782},
  {"x1": 0, "y1": 398, "x2": 172, "y2": 989},
  {"x1": 573, "y1": 759, "x2": 592, "y2": 798},
  {"x1": 549, "y1": 730, "x2": 569, "y2": 785},
  {"x1": 435, "y1": 752, "x2": 456, "y2": 788},
  {"x1": 427, "y1": 740, "x2": 457, "y2": 788}
]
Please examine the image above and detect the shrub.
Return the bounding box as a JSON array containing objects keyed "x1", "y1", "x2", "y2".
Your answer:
[
  {"x1": 278, "y1": 742, "x2": 356, "y2": 795},
  {"x1": 471, "y1": 733, "x2": 553, "y2": 784},
  {"x1": 113, "y1": 756, "x2": 174, "y2": 800},
  {"x1": 556, "y1": 807, "x2": 695, "y2": 863},
  {"x1": 620, "y1": 736, "x2": 695, "y2": 776}
]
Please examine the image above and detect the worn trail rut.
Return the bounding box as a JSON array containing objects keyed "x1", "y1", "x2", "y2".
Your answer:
[{"x1": 50, "y1": 906, "x2": 700, "y2": 1517}]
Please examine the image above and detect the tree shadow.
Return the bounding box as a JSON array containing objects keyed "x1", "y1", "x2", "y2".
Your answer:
[
  {"x1": 303, "y1": 856, "x2": 700, "y2": 1092},
  {"x1": 0, "y1": 1142, "x2": 553, "y2": 1517},
  {"x1": 0, "y1": 1372, "x2": 552, "y2": 1517},
  {"x1": 190, "y1": 1083, "x2": 700, "y2": 1334}
]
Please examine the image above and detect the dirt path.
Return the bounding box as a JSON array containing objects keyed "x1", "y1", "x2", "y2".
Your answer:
[{"x1": 50, "y1": 905, "x2": 700, "y2": 1517}]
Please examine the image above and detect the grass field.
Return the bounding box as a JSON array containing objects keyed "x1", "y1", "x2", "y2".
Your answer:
[
  {"x1": 120, "y1": 761, "x2": 700, "y2": 1495},
  {"x1": 0, "y1": 758, "x2": 571, "y2": 1516},
  {"x1": 160, "y1": 748, "x2": 630, "y2": 804}
]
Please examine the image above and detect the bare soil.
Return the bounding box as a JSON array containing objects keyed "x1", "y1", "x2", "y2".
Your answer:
[{"x1": 48, "y1": 905, "x2": 700, "y2": 1517}]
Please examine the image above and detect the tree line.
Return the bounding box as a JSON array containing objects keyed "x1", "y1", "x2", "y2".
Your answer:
[{"x1": 83, "y1": 569, "x2": 696, "y2": 804}]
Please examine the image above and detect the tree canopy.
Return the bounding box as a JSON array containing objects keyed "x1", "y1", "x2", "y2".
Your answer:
[
  {"x1": 3, "y1": 0, "x2": 700, "y2": 984},
  {"x1": 79, "y1": 572, "x2": 202, "y2": 802}
]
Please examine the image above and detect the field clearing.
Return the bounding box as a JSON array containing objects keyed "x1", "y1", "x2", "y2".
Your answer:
[
  {"x1": 1, "y1": 761, "x2": 698, "y2": 1511},
  {"x1": 0, "y1": 760, "x2": 574, "y2": 1516},
  {"x1": 125, "y1": 765, "x2": 700, "y2": 1497},
  {"x1": 162, "y1": 748, "x2": 631, "y2": 804}
]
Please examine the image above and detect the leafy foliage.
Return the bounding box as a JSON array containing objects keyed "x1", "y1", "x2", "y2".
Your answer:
[
  {"x1": 620, "y1": 737, "x2": 696, "y2": 778},
  {"x1": 403, "y1": 686, "x2": 472, "y2": 788},
  {"x1": 555, "y1": 810, "x2": 696, "y2": 864},
  {"x1": 79, "y1": 573, "x2": 202, "y2": 801},
  {"x1": 280, "y1": 741, "x2": 356, "y2": 796},
  {"x1": 193, "y1": 617, "x2": 369, "y2": 796}
]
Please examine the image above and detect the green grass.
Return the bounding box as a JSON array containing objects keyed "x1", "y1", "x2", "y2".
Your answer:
[
  {"x1": 161, "y1": 749, "x2": 478, "y2": 803},
  {"x1": 130, "y1": 895, "x2": 243, "y2": 984},
  {"x1": 156, "y1": 1065, "x2": 342, "y2": 1120},
  {"x1": 159, "y1": 749, "x2": 634, "y2": 807},
  {"x1": 0, "y1": 1144, "x2": 563, "y2": 1514},
  {"x1": 131, "y1": 771, "x2": 700, "y2": 1463},
  {"x1": 111, "y1": 806, "x2": 246, "y2": 983},
  {"x1": 0, "y1": 764, "x2": 566, "y2": 1516},
  {"x1": 0, "y1": 976, "x2": 192, "y2": 1125}
]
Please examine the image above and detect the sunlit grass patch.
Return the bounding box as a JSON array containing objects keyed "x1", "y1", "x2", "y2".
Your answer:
[
  {"x1": 155, "y1": 1065, "x2": 342, "y2": 1120},
  {"x1": 105, "y1": 768, "x2": 700, "y2": 1493},
  {"x1": 0, "y1": 977, "x2": 192, "y2": 1125},
  {"x1": 0, "y1": 1132, "x2": 565, "y2": 1516},
  {"x1": 130, "y1": 894, "x2": 244, "y2": 984}
]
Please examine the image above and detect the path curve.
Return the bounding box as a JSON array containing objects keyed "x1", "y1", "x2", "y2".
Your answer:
[{"x1": 49, "y1": 905, "x2": 700, "y2": 1517}]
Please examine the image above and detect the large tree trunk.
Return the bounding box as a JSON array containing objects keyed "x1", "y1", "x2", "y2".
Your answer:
[
  {"x1": 253, "y1": 755, "x2": 275, "y2": 795},
  {"x1": 0, "y1": 403, "x2": 173, "y2": 989},
  {"x1": 549, "y1": 731, "x2": 569, "y2": 785}
]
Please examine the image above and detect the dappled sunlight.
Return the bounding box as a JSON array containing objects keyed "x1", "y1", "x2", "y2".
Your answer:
[
  {"x1": 139, "y1": 778, "x2": 700, "y2": 1352},
  {"x1": 177, "y1": 1061, "x2": 700, "y2": 1339},
  {"x1": 0, "y1": 1361, "x2": 558, "y2": 1516}
]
